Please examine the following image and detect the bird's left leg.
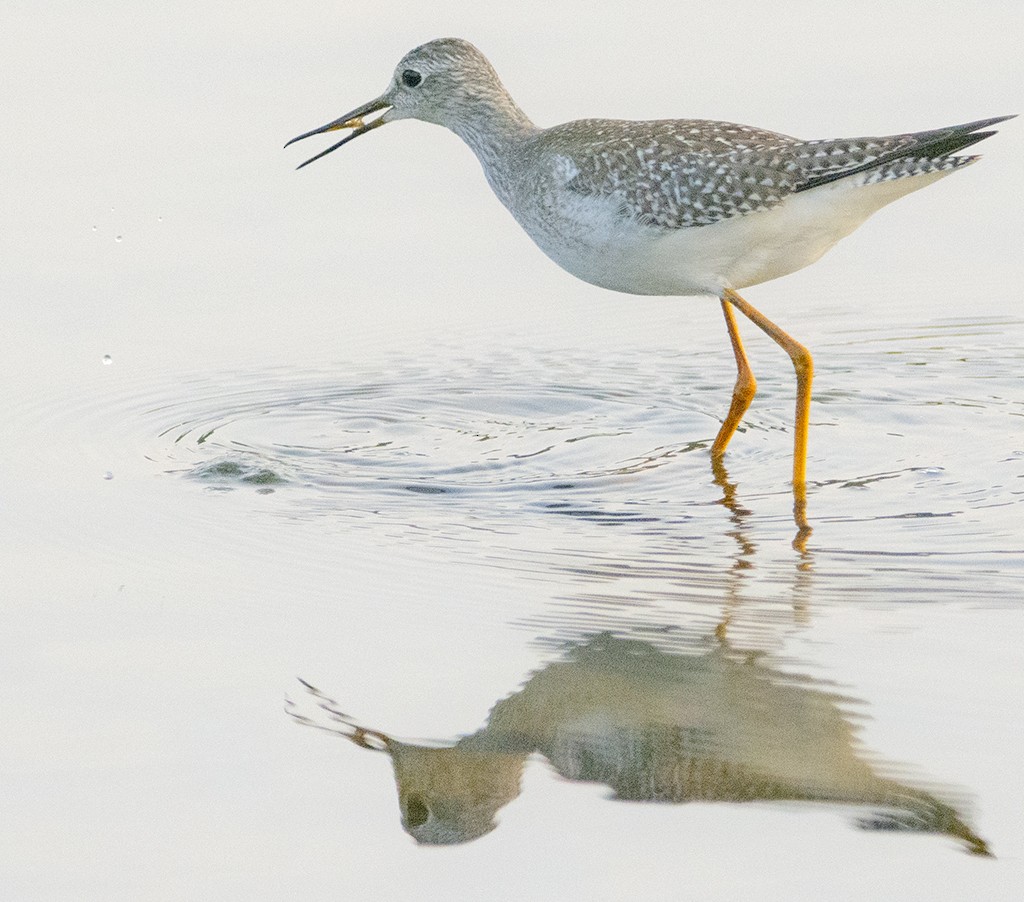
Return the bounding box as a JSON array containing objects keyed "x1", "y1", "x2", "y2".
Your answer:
[{"x1": 711, "y1": 296, "x2": 758, "y2": 459}]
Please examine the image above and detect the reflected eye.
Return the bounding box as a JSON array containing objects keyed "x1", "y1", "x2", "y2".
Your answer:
[
  {"x1": 405, "y1": 795, "x2": 429, "y2": 827},
  {"x1": 402, "y1": 69, "x2": 423, "y2": 88}
]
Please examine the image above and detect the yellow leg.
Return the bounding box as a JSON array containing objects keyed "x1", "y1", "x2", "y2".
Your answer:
[
  {"x1": 722, "y1": 288, "x2": 814, "y2": 540},
  {"x1": 711, "y1": 298, "x2": 758, "y2": 459}
]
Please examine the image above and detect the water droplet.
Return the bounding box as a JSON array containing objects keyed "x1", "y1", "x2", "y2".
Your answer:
[
  {"x1": 102, "y1": 354, "x2": 112, "y2": 365},
  {"x1": 114, "y1": 235, "x2": 123, "y2": 242},
  {"x1": 103, "y1": 471, "x2": 114, "y2": 480},
  {"x1": 157, "y1": 216, "x2": 163, "y2": 222},
  {"x1": 91, "y1": 225, "x2": 98, "y2": 232}
]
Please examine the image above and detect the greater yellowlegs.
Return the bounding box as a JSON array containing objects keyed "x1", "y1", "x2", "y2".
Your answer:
[{"x1": 286, "y1": 38, "x2": 1011, "y2": 527}]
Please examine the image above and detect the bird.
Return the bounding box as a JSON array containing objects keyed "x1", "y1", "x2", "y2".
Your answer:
[{"x1": 285, "y1": 37, "x2": 1011, "y2": 531}]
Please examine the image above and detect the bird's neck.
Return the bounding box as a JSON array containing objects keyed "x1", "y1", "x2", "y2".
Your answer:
[{"x1": 447, "y1": 94, "x2": 537, "y2": 179}]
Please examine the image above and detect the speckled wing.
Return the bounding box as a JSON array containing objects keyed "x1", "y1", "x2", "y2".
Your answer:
[{"x1": 551, "y1": 116, "x2": 1011, "y2": 230}]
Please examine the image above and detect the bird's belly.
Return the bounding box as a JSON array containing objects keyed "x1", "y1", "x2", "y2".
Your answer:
[
  {"x1": 515, "y1": 169, "x2": 952, "y2": 297},
  {"x1": 519, "y1": 217, "x2": 716, "y2": 296}
]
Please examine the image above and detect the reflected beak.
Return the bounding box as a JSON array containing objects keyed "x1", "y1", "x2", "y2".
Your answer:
[{"x1": 285, "y1": 94, "x2": 391, "y2": 169}]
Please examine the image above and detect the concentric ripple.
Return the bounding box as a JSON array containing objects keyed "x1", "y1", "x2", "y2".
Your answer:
[
  {"x1": 17, "y1": 327, "x2": 1012, "y2": 607},
  {"x1": 110, "y1": 327, "x2": 1021, "y2": 555},
  {"x1": 146, "y1": 350, "x2": 725, "y2": 512}
]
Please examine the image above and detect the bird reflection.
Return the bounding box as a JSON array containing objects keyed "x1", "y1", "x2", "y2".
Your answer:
[{"x1": 288, "y1": 632, "x2": 987, "y2": 854}]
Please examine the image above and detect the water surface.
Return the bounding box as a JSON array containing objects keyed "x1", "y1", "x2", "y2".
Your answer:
[{"x1": 3, "y1": 4, "x2": 1023, "y2": 900}]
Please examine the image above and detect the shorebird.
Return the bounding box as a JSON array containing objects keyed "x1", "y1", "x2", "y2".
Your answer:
[{"x1": 286, "y1": 38, "x2": 1011, "y2": 530}]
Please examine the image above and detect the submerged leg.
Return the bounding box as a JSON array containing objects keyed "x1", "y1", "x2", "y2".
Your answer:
[
  {"x1": 722, "y1": 288, "x2": 814, "y2": 539},
  {"x1": 711, "y1": 297, "x2": 758, "y2": 459}
]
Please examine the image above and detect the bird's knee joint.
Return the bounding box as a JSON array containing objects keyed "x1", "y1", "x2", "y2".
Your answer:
[{"x1": 791, "y1": 350, "x2": 813, "y2": 378}]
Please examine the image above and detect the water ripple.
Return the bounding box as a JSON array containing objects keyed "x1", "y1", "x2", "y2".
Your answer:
[{"x1": 17, "y1": 333, "x2": 1021, "y2": 610}]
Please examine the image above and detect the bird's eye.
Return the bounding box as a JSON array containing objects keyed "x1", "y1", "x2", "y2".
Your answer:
[{"x1": 401, "y1": 69, "x2": 422, "y2": 88}]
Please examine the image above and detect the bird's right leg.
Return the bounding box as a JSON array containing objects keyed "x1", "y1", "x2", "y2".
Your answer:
[{"x1": 711, "y1": 296, "x2": 758, "y2": 459}]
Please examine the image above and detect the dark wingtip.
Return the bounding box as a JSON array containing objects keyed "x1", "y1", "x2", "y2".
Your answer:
[
  {"x1": 914, "y1": 126, "x2": 1002, "y2": 159},
  {"x1": 965, "y1": 114, "x2": 1016, "y2": 130},
  {"x1": 795, "y1": 114, "x2": 1014, "y2": 193}
]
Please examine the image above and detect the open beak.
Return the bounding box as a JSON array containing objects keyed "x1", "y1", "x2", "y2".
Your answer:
[{"x1": 285, "y1": 94, "x2": 391, "y2": 169}]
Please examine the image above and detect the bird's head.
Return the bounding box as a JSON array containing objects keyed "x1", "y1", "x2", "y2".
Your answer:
[{"x1": 285, "y1": 38, "x2": 512, "y2": 168}]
